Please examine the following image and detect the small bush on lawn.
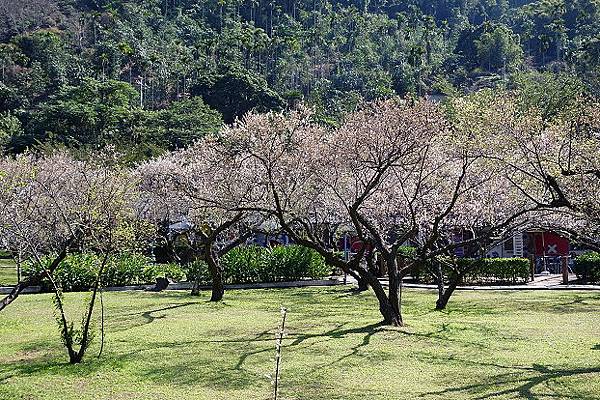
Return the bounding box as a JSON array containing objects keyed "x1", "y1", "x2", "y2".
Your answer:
[
  {"x1": 574, "y1": 252, "x2": 600, "y2": 283},
  {"x1": 269, "y1": 245, "x2": 331, "y2": 281},
  {"x1": 47, "y1": 253, "x2": 98, "y2": 291},
  {"x1": 102, "y1": 253, "x2": 155, "y2": 287},
  {"x1": 0, "y1": 249, "x2": 12, "y2": 258}
]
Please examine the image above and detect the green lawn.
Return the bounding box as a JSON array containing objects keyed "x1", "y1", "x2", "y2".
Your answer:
[
  {"x1": 0, "y1": 287, "x2": 599, "y2": 400},
  {"x1": 0, "y1": 258, "x2": 17, "y2": 286}
]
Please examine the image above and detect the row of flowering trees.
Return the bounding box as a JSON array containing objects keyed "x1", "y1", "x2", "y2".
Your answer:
[{"x1": 0, "y1": 94, "x2": 599, "y2": 362}]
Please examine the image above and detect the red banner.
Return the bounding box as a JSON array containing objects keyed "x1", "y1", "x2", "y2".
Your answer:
[{"x1": 533, "y1": 232, "x2": 569, "y2": 256}]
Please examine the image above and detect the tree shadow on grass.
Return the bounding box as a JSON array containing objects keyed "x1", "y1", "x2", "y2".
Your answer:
[
  {"x1": 547, "y1": 298, "x2": 600, "y2": 314},
  {"x1": 160, "y1": 321, "x2": 386, "y2": 390},
  {"x1": 397, "y1": 322, "x2": 508, "y2": 351},
  {"x1": 139, "y1": 323, "x2": 386, "y2": 390},
  {"x1": 110, "y1": 305, "x2": 195, "y2": 333},
  {"x1": 0, "y1": 350, "x2": 132, "y2": 384},
  {"x1": 419, "y1": 359, "x2": 600, "y2": 400},
  {"x1": 288, "y1": 322, "x2": 383, "y2": 346},
  {"x1": 302, "y1": 322, "x2": 389, "y2": 373},
  {"x1": 223, "y1": 322, "x2": 387, "y2": 378},
  {"x1": 440, "y1": 292, "x2": 600, "y2": 318},
  {"x1": 123, "y1": 321, "x2": 386, "y2": 388},
  {"x1": 2, "y1": 315, "x2": 495, "y2": 390},
  {"x1": 111, "y1": 299, "x2": 234, "y2": 332},
  {"x1": 136, "y1": 302, "x2": 198, "y2": 324}
]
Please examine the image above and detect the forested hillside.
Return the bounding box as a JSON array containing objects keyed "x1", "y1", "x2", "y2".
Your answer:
[{"x1": 1, "y1": 0, "x2": 600, "y2": 159}]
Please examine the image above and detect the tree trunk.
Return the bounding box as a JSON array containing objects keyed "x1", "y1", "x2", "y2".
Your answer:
[
  {"x1": 318, "y1": 248, "x2": 369, "y2": 291},
  {"x1": 386, "y1": 256, "x2": 403, "y2": 326},
  {"x1": 434, "y1": 261, "x2": 445, "y2": 308},
  {"x1": 344, "y1": 264, "x2": 368, "y2": 291},
  {"x1": 190, "y1": 273, "x2": 201, "y2": 296},
  {"x1": 70, "y1": 351, "x2": 83, "y2": 364},
  {"x1": 435, "y1": 276, "x2": 460, "y2": 310},
  {"x1": 359, "y1": 266, "x2": 402, "y2": 326},
  {"x1": 0, "y1": 282, "x2": 28, "y2": 312},
  {"x1": 388, "y1": 277, "x2": 401, "y2": 323},
  {"x1": 356, "y1": 276, "x2": 369, "y2": 291},
  {"x1": 74, "y1": 255, "x2": 109, "y2": 364},
  {"x1": 210, "y1": 265, "x2": 224, "y2": 302},
  {"x1": 205, "y1": 245, "x2": 224, "y2": 302}
]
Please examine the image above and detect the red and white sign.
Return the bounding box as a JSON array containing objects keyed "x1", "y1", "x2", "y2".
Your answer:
[{"x1": 533, "y1": 232, "x2": 569, "y2": 256}]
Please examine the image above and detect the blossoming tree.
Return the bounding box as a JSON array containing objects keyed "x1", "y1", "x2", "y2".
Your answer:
[
  {"x1": 0, "y1": 152, "x2": 143, "y2": 363},
  {"x1": 138, "y1": 134, "x2": 264, "y2": 301}
]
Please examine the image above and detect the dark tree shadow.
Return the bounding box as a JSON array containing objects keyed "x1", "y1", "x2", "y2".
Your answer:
[
  {"x1": 420, "y1": 359, "x2": 600, "y2": 400},
  {"x1": 306, "y1": 323, "x2": 386, "y2": 372},
  {"x1": 229, "y1": 321, "x2": 388, "y2": 379},
  {"x1": 109, "y1": 301, "x2": 200, "y2": 332},
  {"x1": 138, "y1": 302, "x2": 197, "y2": 324}
]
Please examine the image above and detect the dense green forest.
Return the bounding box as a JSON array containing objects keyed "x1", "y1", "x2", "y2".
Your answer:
[{"x1": 1, "y1": 0, "x2": 599, "y2": 159}]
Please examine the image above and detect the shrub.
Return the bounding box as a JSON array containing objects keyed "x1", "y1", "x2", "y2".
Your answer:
[
  {"x1": 463, "y1": 258, "x2": 530, "y2": 284},
  {"x1": 574, "y1": 252, "x2": 600, "y2": 283},
  {"x1": 222, "y1": 246, "x2": 270, "y2": 283},
  {"x1": 268, "y1": 245, "x2": 328, "y2": 281},
  {"x1": 22, "y1": 253, "x2": 98, "y2": 291},
  {"x1": 22, "y1": 253, "x2": 186, "y2": 291},
  {"x1": 22, "y1": 245, "x2": 331, "y2": 291},
  {"x1": 398, "y1": 246, "x2": 417, "y2": 258},
  {"x1": 220, "y1": 245, "x2": 332, "y2": 284},
  {"x1": 412, "y1": 257, "x2": 530, "y2": 285},
  {"x1": 181, "y1": 259, "x2": 211, "y2": 284},
  {"x1": 102, "y1": 253, "x2": 153, "y2": 287}
]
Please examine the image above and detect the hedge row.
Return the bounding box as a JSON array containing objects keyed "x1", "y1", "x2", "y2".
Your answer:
[
  {"x1": 413, "y1": 257, "x2": 530, "y2": 285},
  {"x1": 188, "y1": 245, "x2": 332, "y2": 284},
  {"x1": 23, "y1": 253, "x2": 184, "y2": 291},
  {"x1": 24, "y1": 245, "x2": 332, "y2": 291},
  {"x1": 574, "y1": 252, "x2": 600, "y2": 283}
]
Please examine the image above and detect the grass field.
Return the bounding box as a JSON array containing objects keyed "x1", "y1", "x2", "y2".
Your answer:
[
  {"x1": 0, "y1": 286, "x2": 599, "y2": 400},
  {"x1": 0, "y1": 258, "x2": 17, "y2": 286}
]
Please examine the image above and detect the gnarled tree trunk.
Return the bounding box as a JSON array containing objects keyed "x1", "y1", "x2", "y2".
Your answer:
[
  {"x1": 435, "y1": 275, "x2": 461, "y2": 310},
  {"x1": 358, "y1": 264, "x2": 403, "y2": 327},
  {"x1": 205, "y1": 245, "x2": 224, "y2": 302},
  {"x1": 344, "y1": 264, "x2": 369, "y2": 291}
]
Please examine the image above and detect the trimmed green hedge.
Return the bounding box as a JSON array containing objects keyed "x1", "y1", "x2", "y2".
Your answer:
[
  {"x1": 23, "y1": 245, "x2": 332, "y2": 291},
  {"x1": 413, "y1": 257, "x2": 530, "y2": 285},
  {"x1": 574, "y1": 252, "x2": 600, "y2": 283},
  {"x1": 23, "y1": 253, "x2": 184, "y2": 291},
  {"x1": 462, "y1": 258, "x2": 530, "y2": 284},
  {"x1": 224, "y1": 244, "x2": 330, "y2": 283},
  {"x1": 187, "y1": 245, "x2": 332, "y2": 285}
]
